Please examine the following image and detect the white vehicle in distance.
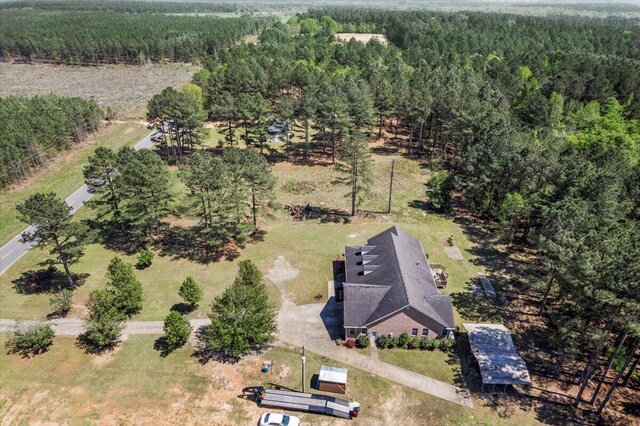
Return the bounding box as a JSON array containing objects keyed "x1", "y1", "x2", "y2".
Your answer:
[{"x1": 259, "y1": 412, "x2": 301, "y2": 426}]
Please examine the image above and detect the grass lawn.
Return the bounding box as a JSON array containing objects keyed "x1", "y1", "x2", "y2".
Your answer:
[
  {"x1": 0, "y1": 335, "x2": 544, "y2": 425},
  {"x1": 377, "y1": 348, "x2": 460, "y2": 385},
  {"x1": 0, "y1": 122, "x2": 150, "y2": 246}
]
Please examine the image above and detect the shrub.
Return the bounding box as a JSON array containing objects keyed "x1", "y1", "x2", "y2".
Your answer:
[
  {"x1": 136, "y1": 248, "x2": 154, "y2": 269},
  {"x1": 356, "y1": 334, "x2": 370, "y2": 349},
  {"x1": 427, "y1": 171, "x2": 455, "y2": 211},
  {"x1": 439, "y1": 338, "x2": 456, "y2": 351},
  {"x1": 397, "y1": 332, "x2": 411, "y2": 349},
  {"x1": 418, "y1": 337, "x2": 429, "y2": 350},
  {"x1": 163, "y1": 311, "x2": 192, "y2": 350},
  {"x1": 377, "y1": 335, "x2": 391, "y2": 348},
  {"x1": 336, "y1": 338, "x2": 345, "y2": 347},
  {"x1": 5, "y1": 321, "x2": 55, "y2": 356},
  {"x1": 49, "y1": 288, "x2": 72, "y2": 316},
  {"x1": 408, "y1": 337, "x2": 421, "y2": 349},
  {"x1": 178, "y1": 276, "x2": 203, "y2": 309},
  {"x1": 345, "y1": 339, "x2": 356, "y2": 349}
]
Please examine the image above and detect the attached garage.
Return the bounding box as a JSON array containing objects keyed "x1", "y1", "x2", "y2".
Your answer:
[{"x1": 318, "y1": 365, "x2": 348, "y2": 394}]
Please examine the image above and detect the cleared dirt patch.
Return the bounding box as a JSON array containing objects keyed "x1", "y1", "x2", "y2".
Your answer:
[
  {"x1": 446, "y1": 246, "x2": 464, "y2": 260},
  {"x1": 0, "y1": 62, "x2": 198, "y2": 117},
  {"x1": 266, "y1": 256, "x2": 300, "y2": 286},
  {"x1": 335, "y1": 33, "x2": 388, "y2": 45}
]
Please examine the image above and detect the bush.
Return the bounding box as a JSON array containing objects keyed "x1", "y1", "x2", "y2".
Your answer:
[
  {"x1": 345, "y1": 339, "x2": 356, "y2": 349},
  {"x1": 136, "y1": 248, "x2": 154, "y2": 269},
  {"x1": 397, "y1": 332, "x2": 411, "y2": 349},
  {"x1": 179, "y1": 276, "x2": 203, "y2": 309},
  {"x1": 5, "y1": 321, "x2": 55, "y2": 356},
  {"x1": 427, "y1": 339, "x2": 440, "y2": 351},
  {"x1": 427, "y1": 171, "x2": 455, "y2": 211},
  {"x1": 49, "y1": 288, "x2": 72, "y2": 316},
  {"x1": 408, "y1": 337, "x2": 421, "y2": 349},
  {"x1": 356, "y1": 334, "x2": 370, "y2": 349},
  {"x1": 439, "y1": 338, "x2": 456, "y2": 351},
  {"x1": 377, "y1": 335, "x2": 392, "y2": 349},
  {"x1": 419, "y1": 336, "x2": 429, "y2": 350},
  {"x1": 163, "y1": 311, "x2": 192, "y2": 350},
  {"x1": 336, "y1": 338, "x2": 345, "y2": 347}
]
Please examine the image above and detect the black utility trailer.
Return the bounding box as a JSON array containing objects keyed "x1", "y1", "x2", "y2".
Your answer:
[{"x1": 244, "y1": 387, "x2": 360, "y2": 419}]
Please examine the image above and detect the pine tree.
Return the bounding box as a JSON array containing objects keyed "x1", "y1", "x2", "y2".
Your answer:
[
  {"x1": 17, "y1": 192, "x2": 90, "y2": 289},
  {"x1": 203, "y1": 262, "x2": 277, "y2": 359},
  {"x1": 337, "y1": 131, "x2": 373, "y2": 216},
  {"x1": 106, "y1": 257, "x2": 143, "y2": 317},
  {"x1": 179, "y1": 276, "x2": 203, "y2": 309},
  {"x1": 163, "y1": 311, "x2": 192, "y2": 350}
]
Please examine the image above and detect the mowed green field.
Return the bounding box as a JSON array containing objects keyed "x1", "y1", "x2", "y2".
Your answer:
[{"x1": 0, "y1": 122, "x2": 150, "y2": 246}]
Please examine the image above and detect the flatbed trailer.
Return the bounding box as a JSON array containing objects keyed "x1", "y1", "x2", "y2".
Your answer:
[{"x1": 246, "y1": 387, "x2": 359, "y2": 419}]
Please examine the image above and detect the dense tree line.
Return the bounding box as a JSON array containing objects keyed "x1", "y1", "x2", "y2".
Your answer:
[
  {"x1": 303, "y1": 9, "x2": 640, "y2": 116},
  {"x1": 0, "y1": 10, "x2": 274, "y2": 65},
  {"x1": 0, "y1": 95, "x2": 102, "y2": 188},
  {"x1": 0, "y1": 0, "x2": 242, "y2": 14}
]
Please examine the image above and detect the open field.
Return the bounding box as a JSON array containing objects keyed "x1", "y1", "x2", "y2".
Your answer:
[
  {"x1": 0, "y1": 62, "x2": 198, "y2": 118},
  {"x1": 0, "y1": 335, "x2": 544, "y2": 425},
  {"x1": 0, "y1": 122, "x2": 150, "y2": 246}
]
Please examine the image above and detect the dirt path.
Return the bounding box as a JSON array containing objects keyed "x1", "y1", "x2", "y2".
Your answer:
[{"x1": 0, "y1": 318, "x2": 210, "y2": 336}]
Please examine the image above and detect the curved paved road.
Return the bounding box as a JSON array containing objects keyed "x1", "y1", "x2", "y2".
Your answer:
[{"x1": 0, "y1": 130, "x2": 157, "y2": 275}]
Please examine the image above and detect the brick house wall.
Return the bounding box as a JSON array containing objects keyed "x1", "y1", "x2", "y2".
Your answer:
[{"x1": 366, "y1": 307, "x2": 448, "y2": 339}]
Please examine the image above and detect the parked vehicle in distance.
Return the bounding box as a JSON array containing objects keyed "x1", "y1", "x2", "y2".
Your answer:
[
  {"x1": 268, "y1": 119, "x2": 291, "y2": 134},
  {"x1": 259, "y1": 412, "x2": 301, "y2": 426}
]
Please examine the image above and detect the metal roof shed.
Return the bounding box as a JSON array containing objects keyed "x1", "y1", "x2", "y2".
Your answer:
[
  {"x1": 318, "y1": 365, "x2": 348, "y2": 394},
  {"x1": 463, "y1": 323, "x2": 532, "y2": 392}
]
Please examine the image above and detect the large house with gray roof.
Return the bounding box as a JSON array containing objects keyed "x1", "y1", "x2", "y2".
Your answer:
[{"x1": 342, "y1": 226, "x2": 455, "y2": 341}]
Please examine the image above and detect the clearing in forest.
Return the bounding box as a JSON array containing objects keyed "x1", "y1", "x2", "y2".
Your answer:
[
  {"x1": 0, "y1": 62, "x2": 198, "y2": 118},
  {"x1": 335, "y1": 33, "x2": 389, "y2": 45}
]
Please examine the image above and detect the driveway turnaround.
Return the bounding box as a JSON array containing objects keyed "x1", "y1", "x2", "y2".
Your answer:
[{"x1": 0, "y1": 130, "x2": 157, "y2": 275}]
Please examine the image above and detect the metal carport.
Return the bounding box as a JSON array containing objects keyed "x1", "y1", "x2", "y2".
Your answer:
[{"x1": 463, "y1": 323, "x2": 532, "y2": 392}]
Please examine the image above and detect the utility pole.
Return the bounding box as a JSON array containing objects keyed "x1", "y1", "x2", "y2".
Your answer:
[
  {"x1": 301, "y1": 346, "x2": 306, "y2": 393},
  {"x1": 387, "y1": 159, "x2": 395, "y2": 214},
  {"x1": 331, "y1": 114, "x2": 337, "y2": 165}
]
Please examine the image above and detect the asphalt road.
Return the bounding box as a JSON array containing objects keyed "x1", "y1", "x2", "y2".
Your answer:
[{"x1": 0, "y1": 130, "x2": 157, "y2": 275}]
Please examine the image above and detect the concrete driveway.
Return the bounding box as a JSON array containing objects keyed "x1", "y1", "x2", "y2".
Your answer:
[{"x1": 277, "y1": 298, "x2": 474, "y2": 408}]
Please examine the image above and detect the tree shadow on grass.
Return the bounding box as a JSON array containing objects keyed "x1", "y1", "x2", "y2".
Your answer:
[
  {"x1": 86, "y1": 218, "x2": 146, "y2": 255},
  {"x1": 153, "y1": 336, "x2": 187, "y2": 358},
  {"x1": 75, "y1": 332, "x2": 119, "y2": 355},
  {"x1": 156, "y1": 226, "x2": 227, "y2": 264},
  {"x1": 11, "y1": 267, "x2": 88, "y2": 295},
  {"x1": 190, "y1": 325, "x2": 241, "y2": 364},
  {"x1": 170, "y1": 303, "x2": 195, "y2": 315}
]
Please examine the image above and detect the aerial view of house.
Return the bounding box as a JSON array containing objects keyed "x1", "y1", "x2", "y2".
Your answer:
[{"x1": 342, "y1": 226, "x2": 455, "y2": 340}]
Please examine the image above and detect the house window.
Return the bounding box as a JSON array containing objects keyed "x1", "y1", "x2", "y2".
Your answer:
[
  {"x1": 422, "y1": 328, "x2": 429, "y2": 336},
  {"x1": 361, "y1": 327, "x2": 367, "y2": 335},
  {"x1": 442, "y1": 329, "x2": 448, "y2": 337},
  {"x1": 411, "y1": 328, "x2": 418, "y2": 337}
]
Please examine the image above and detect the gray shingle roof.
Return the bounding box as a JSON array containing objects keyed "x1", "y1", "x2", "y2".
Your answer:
[{"x1": 343, "y1": 226, "x2": 455, "y2": 330}]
